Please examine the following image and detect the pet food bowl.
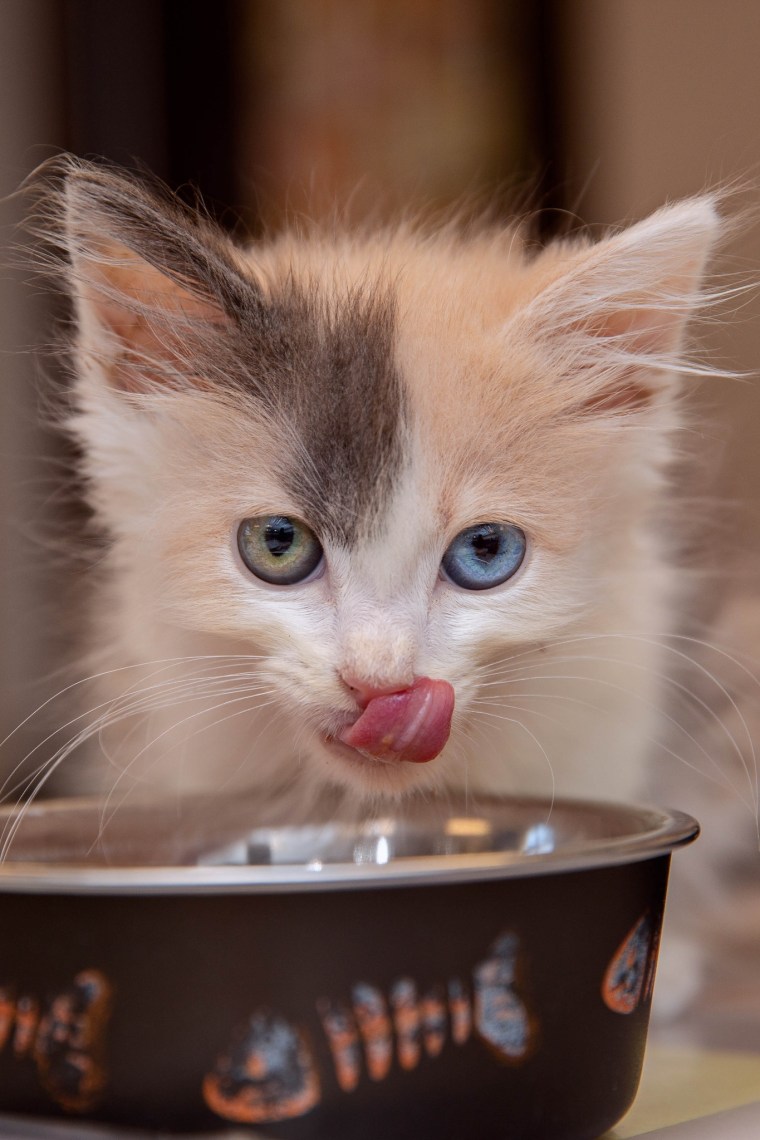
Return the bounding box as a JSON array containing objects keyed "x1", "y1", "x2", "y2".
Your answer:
[{"x1": 0, "y1": 795, "x2": 697, "y2": 1139}]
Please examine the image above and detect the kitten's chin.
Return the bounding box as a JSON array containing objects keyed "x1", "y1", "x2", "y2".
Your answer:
[{"x1": 314, "y1": 734, "x2": 442, "y2": 798}]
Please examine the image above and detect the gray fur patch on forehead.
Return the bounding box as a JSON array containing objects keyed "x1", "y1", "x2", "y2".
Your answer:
[
  {"x1": 51, "y1": 159, "x2": 405, "y2": 544},
  {"x1": 235, "y1": 278, "x2": 406, "y2": 545}
]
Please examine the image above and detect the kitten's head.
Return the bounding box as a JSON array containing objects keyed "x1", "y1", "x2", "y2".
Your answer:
[{"x1": 45, "y1": 159, "x2": 720, "y2": 801}]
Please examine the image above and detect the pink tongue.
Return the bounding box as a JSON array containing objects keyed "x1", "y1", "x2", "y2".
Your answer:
[{"x1": 338, "y1": 677, "x2": 455, "y2": 764}]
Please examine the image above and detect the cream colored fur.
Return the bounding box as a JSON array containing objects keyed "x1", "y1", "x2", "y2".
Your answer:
[{"x1": 62, "y1": 196, "x2": 722, "y2": 820}]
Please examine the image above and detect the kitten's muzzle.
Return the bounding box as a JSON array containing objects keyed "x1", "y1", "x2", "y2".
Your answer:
[{"x1": 337, "y1": 678, "x2": 455, "y2": 764}]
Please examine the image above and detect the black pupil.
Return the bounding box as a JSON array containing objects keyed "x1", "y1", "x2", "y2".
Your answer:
[
  {"x1": 265, "y1": 518, "x2": 295, "y2": 557},
  {"x1": 471, "y1": 527, "x2": 500, "y2": 563}
]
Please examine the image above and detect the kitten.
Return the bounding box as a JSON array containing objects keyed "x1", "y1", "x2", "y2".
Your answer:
[{"x1": 30, "y1": 157, "x2": 725, "y2": 827}]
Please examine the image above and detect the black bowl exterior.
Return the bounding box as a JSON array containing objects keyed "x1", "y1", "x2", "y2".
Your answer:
[{"x1": 0, "y1": 854, "x2": 669, "y2": 1140}]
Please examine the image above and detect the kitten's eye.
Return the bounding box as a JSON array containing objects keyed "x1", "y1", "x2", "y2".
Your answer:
[
  {"x1": 441, "y1": 523, "x2": 526, "y2": 590},
  {"x1": 237, "y1": 515, "x2": 323, "y2": 585}
]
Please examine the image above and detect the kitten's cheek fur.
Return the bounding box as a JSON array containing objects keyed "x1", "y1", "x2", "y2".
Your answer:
[{"x1": 336, "y1": 678, "x2": 455, "y2": 763}]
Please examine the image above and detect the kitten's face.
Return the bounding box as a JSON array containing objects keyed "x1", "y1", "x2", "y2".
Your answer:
[{"x1": 58, "y1": 162, "x2": 718, "y2": 801}]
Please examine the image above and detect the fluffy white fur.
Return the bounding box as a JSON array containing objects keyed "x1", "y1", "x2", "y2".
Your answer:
[{"x1": 53, "y1": 177, "x2": 724, "y2": 822}]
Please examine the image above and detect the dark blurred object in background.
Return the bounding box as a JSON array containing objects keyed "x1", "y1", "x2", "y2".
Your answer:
[
  {"x1": 240, "y1": 0, "x2": 562, "y2": 229},
  {"x1": 60, "y1": 0, "x2": 562, "y2": 230},
  {"x1": 64, "y1": 0, "x2": 239, "y2": 221}
]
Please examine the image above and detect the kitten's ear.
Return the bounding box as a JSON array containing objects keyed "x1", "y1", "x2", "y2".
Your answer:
[
  {"x1": 521, "y1": 198, "x2": 721, "y2": 413},
  {"x1": 58, "y1": 159, "x2": 252, "y2": 392}
]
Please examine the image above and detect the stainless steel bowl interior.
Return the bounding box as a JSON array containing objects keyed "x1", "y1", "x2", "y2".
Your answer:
[{"x1": 0, "y1": 794, "x2": 699, "y2": 894}]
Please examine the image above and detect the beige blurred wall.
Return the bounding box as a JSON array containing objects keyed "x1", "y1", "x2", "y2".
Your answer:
[{"x1": 557, "y1": 0, "x2": 760, "y2": 568}]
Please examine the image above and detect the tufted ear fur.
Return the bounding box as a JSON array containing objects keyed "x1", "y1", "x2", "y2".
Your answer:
[
  {"x1": 61, "y1": 161, "x2": 248, "y2": 393},
  {"x1": 513, "y1": 198, "x2": 721, "y2": 415}
]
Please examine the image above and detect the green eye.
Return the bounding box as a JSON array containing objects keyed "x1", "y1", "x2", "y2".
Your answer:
[{"x1": 237, "y1": 515, "x2": 323, "y2": 585}]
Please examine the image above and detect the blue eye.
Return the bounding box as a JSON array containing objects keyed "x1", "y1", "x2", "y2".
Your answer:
[
  {"x1": 441, "y1": 523, "x2": 526, "y2": 590},
  {"x1": 237, "y1": 515, "x2": 323, "y2": 585}
]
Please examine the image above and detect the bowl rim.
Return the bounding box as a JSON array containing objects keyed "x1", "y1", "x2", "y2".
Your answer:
[{"x1": 0, "y1": 796, "x2": 699, "y2": 895}]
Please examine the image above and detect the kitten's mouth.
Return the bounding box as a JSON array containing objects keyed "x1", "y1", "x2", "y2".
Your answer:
[{"x1": 332, "y1": 677, "x2": 455, "y2": 765}]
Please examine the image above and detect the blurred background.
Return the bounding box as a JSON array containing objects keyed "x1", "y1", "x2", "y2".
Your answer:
[
  {"x1": 0, "y1": 0, "x2": 758, "y2": 1063},
  {"x1": 1, "y1": 0, "x2": 759, "y2": 765}
]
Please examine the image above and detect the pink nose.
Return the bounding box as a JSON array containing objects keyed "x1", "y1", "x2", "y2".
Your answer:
[
  {"x1": 338, "y1": 676, "x2": 455, "y2": 764},
  {"x1": 340, "y1": 671, "x2": 409, "y2": 708}
]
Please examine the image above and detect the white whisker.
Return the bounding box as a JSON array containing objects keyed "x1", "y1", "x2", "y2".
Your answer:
[
  {"x1": 475, "y1": 668, "x2": 755, "y2": 810},
  {"x1": 95, "y1": 692, "x2": 281, "y2": 846},
  {"x1": 468, "y1": 707, "x2": 556, "y2": 810},
  {"x1": 0, "y1": 665, "x2": 276, "y2": 860},
  {"x1": 474, "y1": 630, "x2": 760, "y2": 816},
  {"x1": 0, "y1": 653, "x2": 268, "y2": 754}
]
